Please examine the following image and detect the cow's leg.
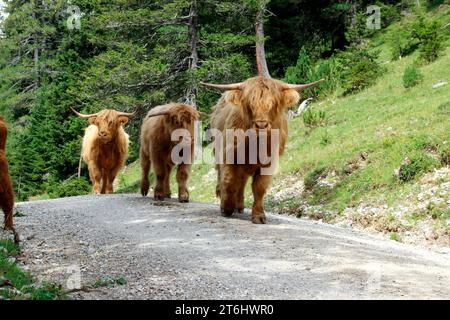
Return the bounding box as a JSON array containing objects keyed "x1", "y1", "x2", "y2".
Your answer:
[
  {"x1": 220, "y1": 165, "x2": 239, "y2": 217},
  {"x1": 236, "y1": 174, "x2": 249, "y2": 214},
  {"x1": 153, "y1": 162, "x2": 167, "y2": 201},
  {"x1": 163, "y1": 163, "x2": 172, "y2": 198},
  {"x1": 251, "y1": 172, "x2": 272, "y2": 224},
  {"x1": 215, "y1": 164, "x2": 221, "y2": 198},
  {"x1": 176, "y1": 164, "x2": 191, "y2": 203},
  {"x1": 106, "y1": 166, "x2": 121, "y2": 194},
  {"x1": 1, "y1": 195, "x2": 14, "y2": 231},
  {"x1": 140, "y1": 149, "x2": 151, "y2": 197},
  {"x1": 88, "y1": 162, "x2": 102, "y2": 194},
  {"x1": 101, "y1": 169, "x2": 109, "y2": 194}
]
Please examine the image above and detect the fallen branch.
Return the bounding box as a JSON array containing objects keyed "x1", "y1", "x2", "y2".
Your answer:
[{"x1": 288, "y1": 98, "x2": 313, "y2": 120}]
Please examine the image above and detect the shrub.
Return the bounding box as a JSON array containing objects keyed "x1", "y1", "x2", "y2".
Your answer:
[
  {"x1": 376, "y1": 1, "x2": 401, "y2": 28},
  {"x1": 412, "y1": 16, "x2": 444, "y2": 63},
  {"x1": 285, "y1": 47, "x2": 312, "y2": 85},
  {"x1": 304, "y1": 167, "x2": 327, "y2": 191},
  {"x1": 302, "y1": 109, "x2": 327, "y2": 129},
  {"x1": 403, "y1": 65, "x2": 423, "y2": 88},
  {"x1": 308, "y1": 58, "x2": 338, "y2": 96},
  {"x1": 439, "y1": 145, "x2": 450, "y2": 166},
  {"x1": 334, "y1": 45, "x2": 382, "y2": 95},
  {"x1": 49, "y1": 177, "x2": 91, "y2": 198},
  {"x1": 397, "y1": 153, "x2": 439, "y2": 182},
  {"x1": 386, "y1": 24, "x2": 417, "y2": 60},
  {"x1": 284, "y1": 47, "x2": 336, "y2": 98}
]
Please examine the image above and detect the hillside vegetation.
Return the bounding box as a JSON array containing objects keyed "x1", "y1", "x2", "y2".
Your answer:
[{"x1": 116, "y1": 5, "x2": 450, "y2": 247}]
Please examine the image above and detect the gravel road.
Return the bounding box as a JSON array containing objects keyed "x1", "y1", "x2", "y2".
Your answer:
[{"x1": 10, "y1": 194, "x2": 450, "y2": 299}]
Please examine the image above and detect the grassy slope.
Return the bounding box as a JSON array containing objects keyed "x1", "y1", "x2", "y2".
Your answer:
[{"x1": 117, "y1": 8, "x2": 449, "y2": 225}]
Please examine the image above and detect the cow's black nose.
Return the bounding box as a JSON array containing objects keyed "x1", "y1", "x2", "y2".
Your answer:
[{"x1": 255, "y1": 121, "x2": 269, "y2": 129}]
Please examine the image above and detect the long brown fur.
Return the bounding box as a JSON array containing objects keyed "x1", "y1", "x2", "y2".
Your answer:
[
  {"x1": 0, "y1": 117, "x2": 18, "y2": 242},
  {"x1": 80, "y1": 110, "x2": 131, "y2": 194},
  {"x1": 210, "y1": 76, "x2": 300, "y2": 224},
  {"x1": 140, "y1": 103, "x2": 199, "y2": 203}
]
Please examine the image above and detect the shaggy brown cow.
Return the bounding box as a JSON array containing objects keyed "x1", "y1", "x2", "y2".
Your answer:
[
  {"x1": 203, "y1": 77, "x2": 322, "y2": 224},
  {"x1": 140, "y1": 103, "x2": 200, "y2": 203},
  {"x1": 72, "y1": 108, "x2": 135, "y2": 194},
  {"x1": 0, "y1": 117, "x2": 17, "y2": 241},
  {"x1": 201, "y1": 6, "x2": 323, "y2": 224}
]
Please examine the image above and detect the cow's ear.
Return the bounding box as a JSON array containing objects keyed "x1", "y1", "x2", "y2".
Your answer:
[
  {"x1": 225, "y1": 90, "x2": 242, "y2": 107},
  {"x1": 283, "y1": 89, "x2": 300, "y2": 109},
  {"x1": 88, "y1": 117, "x2": 97, "y2": 125},
  {"x1": 118, "y1": 116, "x2": 129, "y2": 125}
]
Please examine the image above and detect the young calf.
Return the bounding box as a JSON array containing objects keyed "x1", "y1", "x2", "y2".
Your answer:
[
  {"x1": 140, "y1": 103, "x2": 200, "y2": 202},
  {"x1": 72, "y1": 108, "x2": 135, "y2": 194},
  {"x1": 0, "y1": 117, "x2": 17, "y2": 242}
]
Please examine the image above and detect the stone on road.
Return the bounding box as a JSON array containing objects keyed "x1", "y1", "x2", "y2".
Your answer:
[{"x1": 13, "y1": 194, "x2": 450, "y2": 299}]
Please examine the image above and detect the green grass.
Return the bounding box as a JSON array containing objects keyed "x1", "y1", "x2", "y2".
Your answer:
[
  {"x1": 92, "y1": 275, "x2": 127, "y2": 288},
  {"x1": 390, "y1": 232, "x2": 401, "y2": 242},
  {"x1": 0, "y1": 239, "x2": 66, "y2": 300},
  {"x1": 117, "y1": 7, "x2": 450, "y2": 217}
]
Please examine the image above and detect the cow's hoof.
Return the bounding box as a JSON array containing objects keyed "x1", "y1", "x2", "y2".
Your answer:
[
  {"x1": 252, "y1": 215, "x2": 267, "y2": 224},
  {"x1": 178, "y1": 197, "x2": 189, "y2": 203},
  {"x1": 141, "y1": 181, "x2": 149, "y2": 197},
  {"x1": 13, "y1": 230, "x2": 20, "y2": 244},
  {"x1": 154, "y1": 195, "x2": 165, "y2": 201},
  {"x1": 221, "y1": 208, "x2": 234, "y2": 217},
  {"x1": 237, "y1": 207, "x2": 244, "y2": 214}
]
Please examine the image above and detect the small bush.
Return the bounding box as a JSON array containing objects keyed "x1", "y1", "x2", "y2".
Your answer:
[
  {"x1": 302, "y1": 109, "x2": 327, "y2": 129},
  {"x1": 308, "y1": 58, "x2": 338, "y2": 95},
  {"x1": 320, "y1": 131, "x2": 331, "y2": 146},
  {"x1": 304, "y1": 167, "x2": 327, "y2": 191},
  {"x1": 49, "y1": 177, "x2": 91, "y2": 198},
  {"x1": 439, "y1": 145, "x2": 450, "y2": 166},
  {"x1": 412, "y1": 16, "x2": 444, "y2": 63},
  {"x1": 390, "y1": 232, "x2": 400, "y2": 242},
  {"x1": 403, "y1": 65, "x2": 423, "y2": 89},
  {"x1": 93, "y1": 275, "x2": 127, "y2": 288},
  {"x1": 397, "y1": 153, "x2": 439, "y2": 182},
  {"x1": 334, "y1": 45, "x2": 383, "y2": 95},
  {"x1": 387, "y1": 24, "x2": 417, "y2": 60}
]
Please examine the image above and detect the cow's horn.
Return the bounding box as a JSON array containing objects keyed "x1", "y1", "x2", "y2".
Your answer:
[
  {"x1": 146, "y1": 111, "x2": 171, "y2": 118},
  {"x1": 200, "y1": 82, "x2": 244, "y2": 91},
  {"x1": 70, "y1": 107, "x2": 99, "y2": 119},
  {"x1": 283, "y1": 79, "x2": 325, "y2": 92},
  {"x1": 116, "y1": 110, "x2": 137, "y2": 117}
]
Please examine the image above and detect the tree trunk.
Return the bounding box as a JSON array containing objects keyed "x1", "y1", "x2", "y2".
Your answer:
[
  {"x1": 185, "y1": 0, "x2": 199, "y2": 108},
  {"x1": 255, "y1": 2, "x2": 270, "y2": 78},
  {"x1": 32, "y1": 3, "x2": 40, "y2": 88}
]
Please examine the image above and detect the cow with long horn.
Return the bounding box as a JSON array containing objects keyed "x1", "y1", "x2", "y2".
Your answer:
[
  {"x1": 201, "y1": 5, "x2": 323, "y2": 224},
  {"x1": 71, "y1": 108, "x2": 135, "y2": 194}
]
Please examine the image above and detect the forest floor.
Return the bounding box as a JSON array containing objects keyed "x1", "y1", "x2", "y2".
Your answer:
[{"x1": 4, "y1": 194, "x2": 450, "y2": 299}]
